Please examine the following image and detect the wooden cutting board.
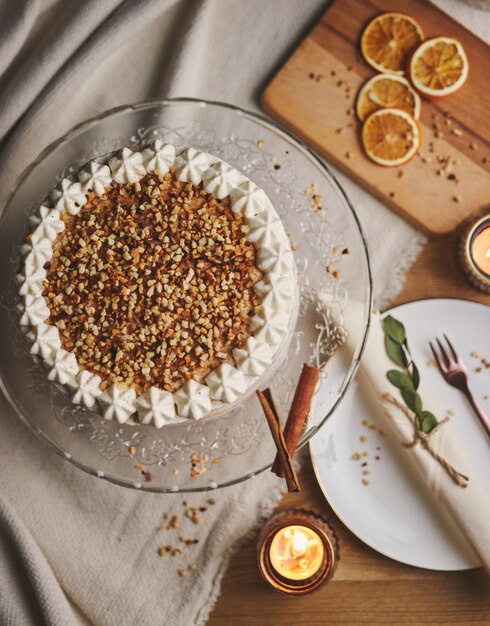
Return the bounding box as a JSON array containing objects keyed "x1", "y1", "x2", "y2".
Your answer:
[{"x1": 262, "y1": 0, "x2": 490, "y2": 236}]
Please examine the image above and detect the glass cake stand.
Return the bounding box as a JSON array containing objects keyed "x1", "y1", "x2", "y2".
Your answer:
[{"x1": 0, "y1": 99, "x2": 372, "y2": 492}]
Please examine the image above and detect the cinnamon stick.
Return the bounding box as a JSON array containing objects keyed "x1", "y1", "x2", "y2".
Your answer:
[
  {"x1": 272, "y1": 363, "x2": 320, "y2": 478},
  {"x1": 256, "y1": 389, "x2": 300, "y2": 492}
]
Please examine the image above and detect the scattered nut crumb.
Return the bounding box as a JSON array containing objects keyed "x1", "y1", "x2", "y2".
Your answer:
[
  {"x1": 169, "y1": 515, "x2": 180, "y2": 529},
  {"x1": 190, "y1": 453, "x2": 209, "y2": 479},
  {"x1": 308, "y1": 72, "x2": 325, "y2": 82},
  {"x1": 128, "y1": 445, "x2": 136, "y2": 455},
  {"x1": 362, "y1": 479, "x2": 370, "y2": 486},
  {"x1": 360, "y1": 435, "x2": 367, "y2": 443},
  {"x1": 134, "y1": 464, "x2": 152, "y2": 482},
  {"x1": 178, "y1": 569, "x2": 188, "y2": 578},
  {"x1": 180, "y1": 535, "x2": 199, "y2": 546}
]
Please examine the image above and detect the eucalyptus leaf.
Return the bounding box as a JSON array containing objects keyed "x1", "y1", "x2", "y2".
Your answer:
[
  {"x1": 385, "y1": 336, "x2": 408, "y2": 368},
  {"x1": 383, "y1": 315, "x2": 406, "y2": 344},
  {"x1": 420, "y1": 411, "x2": 438, "y2": 433},
  {"x1": 414, "y1": 415, "x2": 422, "y2": 430},
  {"x1": 401, "y1": 387, "x2": 422, "y2": 413},
  {"x1": 387, "y1": 370, "x2": 414, "y2": 390},
  {"x1": 411, "y1": 362, "x2": 420, "y2": 390}
]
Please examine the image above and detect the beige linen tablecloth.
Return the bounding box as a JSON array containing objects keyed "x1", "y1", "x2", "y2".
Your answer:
[{"x1": 0, "y1": 1, "x2": 487, "y2": 625}]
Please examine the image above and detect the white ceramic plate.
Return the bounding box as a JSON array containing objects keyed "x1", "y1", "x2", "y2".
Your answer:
[{"x1": 310, "y1": 298, "x2": 490, "y2": 571}]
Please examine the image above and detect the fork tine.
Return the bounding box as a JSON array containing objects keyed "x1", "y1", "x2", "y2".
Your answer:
[
  {"x1": 443, "y1": 333, "x2": 459, "y2": 362},
  {"x1": 436, "y1": 338, "x2": 451, "y2": 367},
  {"x1": 429, "y1": 341, "x2": 447, "y2": 375}
]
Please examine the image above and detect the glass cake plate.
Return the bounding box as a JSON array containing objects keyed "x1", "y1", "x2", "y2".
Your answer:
[{"x1": 0, "y1": 99, "x2": 372, "y2": 492}]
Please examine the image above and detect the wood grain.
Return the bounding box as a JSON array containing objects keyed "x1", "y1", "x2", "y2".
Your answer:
[
  {"x1": 207, "y1": 237, "x2": 490, "y2": 625},
  {"x1": 262, "y1": 0, "x2": 490, "y2": 236}
]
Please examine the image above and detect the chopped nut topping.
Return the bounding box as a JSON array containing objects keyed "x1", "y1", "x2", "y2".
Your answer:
[{"x1": 43, "y1": 171, "x2": 262, "y2": 394}]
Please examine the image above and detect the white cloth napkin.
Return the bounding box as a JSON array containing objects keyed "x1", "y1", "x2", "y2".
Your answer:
[
  {"x1": 0, "y1": 0, "x2": 487, "y2": 625},
  {"x1": 357, "y1": 313, "x2": 490, "y2": 573}
]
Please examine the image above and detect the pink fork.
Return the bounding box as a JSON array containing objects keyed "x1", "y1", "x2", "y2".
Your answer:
[{"x1": 430, "y1": 334, "x2": 490, "y2": 440}]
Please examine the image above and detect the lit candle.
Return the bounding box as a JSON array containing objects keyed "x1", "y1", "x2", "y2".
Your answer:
[
  {"x1": 257, "y1": 510, "x2": 337, "y2": 595},
  {"x1": 269, "y1": 524, "x2": 324, "y2": 581},
  {"x1": 460, "y1": 214, "x2": 490, "y2": 293},
  {"x1": 471, "y1": 226, "x2": 490, "y2": 276}
]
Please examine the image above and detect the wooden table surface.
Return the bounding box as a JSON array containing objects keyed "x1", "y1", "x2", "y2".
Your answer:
[{"x1": 208, "y1": 231, "x2": 490, "y2": 626}]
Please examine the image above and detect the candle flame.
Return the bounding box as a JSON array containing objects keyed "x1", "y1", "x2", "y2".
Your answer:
[
  {"x1": 485, "y1": 248, "x2": 490, "y2": 259},
  {"x1": 291, "y1": 529, "x2": 309, "y2": 556}
]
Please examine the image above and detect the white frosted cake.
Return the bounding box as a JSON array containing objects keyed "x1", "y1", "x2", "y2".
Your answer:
[{"x1": 18, "y1": 142, "x2": 297, "y2": 427}]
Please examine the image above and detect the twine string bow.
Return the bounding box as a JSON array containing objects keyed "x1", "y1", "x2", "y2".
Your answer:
[{"x1": 382, "y1": 393, "x2": 469, "y2": 488}]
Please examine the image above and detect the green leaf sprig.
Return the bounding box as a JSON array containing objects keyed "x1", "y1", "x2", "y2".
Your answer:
[{"x1": 382, "y1": 315, "x2": 438, "y2": 434}]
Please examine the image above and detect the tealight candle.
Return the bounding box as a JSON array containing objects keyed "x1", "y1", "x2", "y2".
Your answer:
[
  {"x1": 460, "y1": 213, "x2": 490, "y2": 293},
  {"x1": 257, "y1": 510, "x2": 337, "y2": 595},
  {"x1": 269, "y1": 524, "x2": 324, "y2": 581},
  {"x1": 471, "y1": 225, "x2": 490, "y2": 275}
]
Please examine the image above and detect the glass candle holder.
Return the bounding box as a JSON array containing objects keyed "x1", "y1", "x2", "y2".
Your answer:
[
  {"x1": 257, "y1": 509, "x2": 338, "y2": 595},
  {"x1": 459, "y1": 213, "x2": 490, "y2": 294}
]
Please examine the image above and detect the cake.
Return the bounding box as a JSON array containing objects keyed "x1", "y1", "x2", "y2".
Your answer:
[{"x1": 18, "y1": 142, "x2": 297, "y2": 427}]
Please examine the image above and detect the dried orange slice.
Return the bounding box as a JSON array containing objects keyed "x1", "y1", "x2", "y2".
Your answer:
[
  {"x1": 361, "y1": 108, "x2": 420, "y2": 167},
  {"x1": 409, "y1": 36, "x2": 468, "y2": 98},
  {"x1": 356, "y1": 74, "x2": 421, "y2": 121},
  {"x1": 360, "y1": 12, "x2": 423, "y2": 74}
]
